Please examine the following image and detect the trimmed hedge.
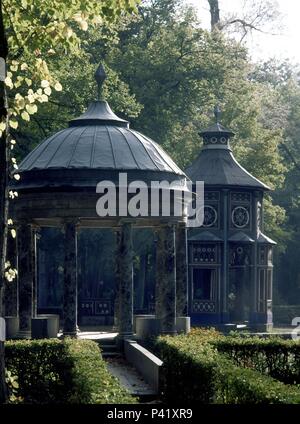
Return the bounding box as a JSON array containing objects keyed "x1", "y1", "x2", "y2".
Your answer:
[
  {"x1": 5, "y1": 338, "x2": 136, "y2": 404},
  {"x1": 213, "y1": 335, "x2": 300, "y2": 385},
  {"x1": 156, "y1": 333, "x2": 300, "y2": 404}
]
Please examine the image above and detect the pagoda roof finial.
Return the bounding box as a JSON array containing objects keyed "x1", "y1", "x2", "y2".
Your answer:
[
  {"x1": 95, "y1": 63, "x2": 107, "y2": 100},
  {"x1": 214, "y1": 104, "x2": 221, "y2": 123}
]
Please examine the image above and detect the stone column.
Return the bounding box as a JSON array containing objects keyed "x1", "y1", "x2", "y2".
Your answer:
[
  {"x1": 252, "y1": 191, "x2": 259, "y2": 319},
  {"x1": 114, "y1": 229, "x2": 121, "y2": 329},
  {"x1": 63, "y1": 220, "x2": 78, "y2": 337},
  {"x1": 4, "y1": 229, "x2": 18, "y2": 317},
  {"x1": 155, "y1": 224, "x2": 177, "y2": 334},
  {"x1": 117, "y1": 222, "x2": 134, "y2": 338},
  {"x1": 17, "y1": 223, "x2": 34, "y2": 338},
  {"x1": 176, "y1": 223, "x2": 188, "y2": 316},
  {"x1": 32, "y1": 226, "x2": 39, "y2": 318}
]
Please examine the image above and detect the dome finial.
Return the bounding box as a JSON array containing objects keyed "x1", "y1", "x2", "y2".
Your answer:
[
  {"x1": 214, "y1": 104, "x2": 221, "y2": 123},
  {"x1": 95, "y1": 63, "x2": 107, "y2": 100}
]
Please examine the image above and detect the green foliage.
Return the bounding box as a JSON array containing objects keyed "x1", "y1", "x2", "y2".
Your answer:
[
  {"x1": 5, "y1": 369, "x2": 22, "y2": 403},
  {"x1": 213, "y1": 334, "x2": 300, "y2": 385},
  {"x1": 105, "y1": 1, "x2": 286, "y2": 237},
  {"x1": 156, "y1": 330, "x2": 300, "y2": 404},
  {"x1": 253, "y1": 60, "x2": 300, "y2": 303},
  {"x1": 5, "y1": 338, "x2": 136, "y2": 404},
  {"x1": 2, "y1": 0, "x2": 140, "y2": 174}
]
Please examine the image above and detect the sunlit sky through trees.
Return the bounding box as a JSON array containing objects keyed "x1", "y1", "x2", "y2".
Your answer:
[{"x1": 190, "y1": 0, "x2": 300, "y2": 63}]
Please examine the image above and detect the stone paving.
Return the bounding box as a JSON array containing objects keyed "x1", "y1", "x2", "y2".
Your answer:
[{"x1": 105, "y1": 357, "x2": 157, "y2": 397}]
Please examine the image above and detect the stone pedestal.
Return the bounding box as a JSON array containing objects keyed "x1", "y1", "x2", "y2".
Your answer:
[
  {"x1": 32, "y1": 315, "x2": 59, "y2": 339},
  {"x1": 114, "y1": 229, "x2": 121, "y2": 330},
  {"x1": 155, "y1": 225, "x2": 177, "y2": 334},
  {"x1": 63, "y1": 221, "x2": 78, "y2": 337}
]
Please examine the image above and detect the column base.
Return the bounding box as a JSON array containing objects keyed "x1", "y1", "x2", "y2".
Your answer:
[
  {"x1": 16, "y1": 330, "x2": 31, "y2": 339},
  {"x1": 61, "y1": 324, "x2": 80, "y2": 338},
  {"x1": 61, "y1": 332, "x2": 79, "y2": 339},
  {"x1": 159, "y1": 330, "x2": 177, "y2": 336}
]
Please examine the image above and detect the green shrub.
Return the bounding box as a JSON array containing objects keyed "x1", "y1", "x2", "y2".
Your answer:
[
  {"x1": 5, "y1": 338, "x2": 136, "y2": 404},
  {"x1": 156, "y1": 334, "x2": 300, "y2": 404},
  {"x1": 213, "y1": 335, "x2": 300, "y2": 385}
]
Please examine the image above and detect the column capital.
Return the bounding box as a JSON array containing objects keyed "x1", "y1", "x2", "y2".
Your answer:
[
  {"x1": 118, "y1": 218, "x2": 135, "y2": 226},
  {"x1": 31, "y1": 223, "x2": 41, "y2": 232},
  {"x1": 62, "y1": 218, "x2": 81, "y2": 225},
  {"x1": 253, "y1": 190, "x2": 262, "y2": 199},
  {"x1": 61, "y1": 218, "x2": 81, "y2": 234}
]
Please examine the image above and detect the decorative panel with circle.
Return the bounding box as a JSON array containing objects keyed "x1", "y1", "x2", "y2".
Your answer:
[
  {"x1": 192, "y1": 243, "x2": 217, "y2": 263},
  {"x1": 203, "y1": 205, "x2": 218, "y2": 227},
  {"x1": 231, "y1": 206, "x2": 250, "y2": 228}
]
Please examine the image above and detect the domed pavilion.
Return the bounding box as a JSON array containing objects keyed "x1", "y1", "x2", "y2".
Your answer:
[{"x1": 7, "y1": 65, "x2": 189, "y2": 339}]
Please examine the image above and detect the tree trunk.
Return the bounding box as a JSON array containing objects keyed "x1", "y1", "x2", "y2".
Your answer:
[
  {"x1": 207, "y1": 0, "x2": 220, "y2": 30},
  {"x1": 0, "y1": 0, "x2": 9, "y2": 404}
]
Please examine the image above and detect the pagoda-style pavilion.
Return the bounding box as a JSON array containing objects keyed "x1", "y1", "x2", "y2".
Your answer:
[
  {"x1": 6, "y1": 65, "x2": 189, "y2": 339},
  {"x1": 185, "y1": 107, "x2": 275, "y2": 331}
]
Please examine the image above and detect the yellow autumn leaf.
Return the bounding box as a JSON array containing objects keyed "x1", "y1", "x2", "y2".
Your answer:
[
  {"x1": 11, "y1": 229, "x2": 16, "y2": 239},
  {"x1": 21, "y1": 111, "x2": 30, "y2": 121},
  {"x1": 41, "y1": 79, "x2": 50, "y2": 88},
  {"x1": 44, "y1": 86, "x2": 52, "y2": 96},
  {"x1": 9, "y1": 120, "x2": 18, "y2": 129},
  {"x1": 4, "y1": 77, "x2": 13, "y2": 89},
  {"x1": 26, "y1": 104, "x2": 38, "y2": 114},
  {"x1": 79, "y1": 20, "x2": 88, "y2": 31},
  {"x1": 54, "y1": 82, "x2": 62, "y2": 91}
]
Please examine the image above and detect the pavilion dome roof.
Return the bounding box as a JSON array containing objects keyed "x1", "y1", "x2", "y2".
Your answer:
[
  {"x1": 17, "y1": 64, "x2": 185, "y2": 190},
  {"x1": 19, "y1": 101, "x2": 183, "y2": 175}
]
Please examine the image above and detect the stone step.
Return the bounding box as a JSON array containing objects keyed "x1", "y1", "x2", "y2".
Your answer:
[
  {"x1": 100, "y1": 344, "x2": 118, "y2": 350},
  {"x1": 102, "y1": 352, "x2": 122, "y2": 358}
]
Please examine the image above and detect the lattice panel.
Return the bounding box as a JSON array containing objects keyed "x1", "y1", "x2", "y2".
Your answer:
[
  {"x1": 192, "y1": 300, "x2": 215, "y2": 313},
  {"x1": 80, "y1": 299, "x2": 111, "y2": 316}
]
